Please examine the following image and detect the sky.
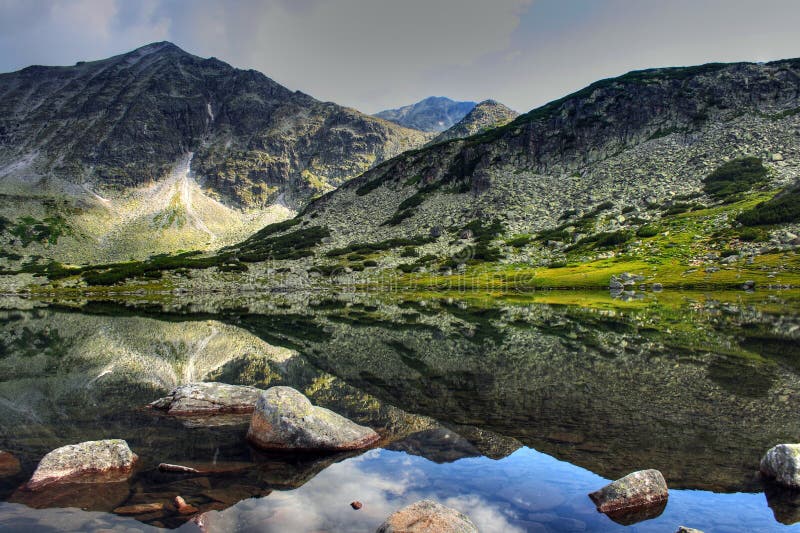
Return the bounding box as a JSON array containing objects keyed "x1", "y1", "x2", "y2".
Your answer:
[{"x1": 1, "y1": 0, "x2": 799, "y2": 114}]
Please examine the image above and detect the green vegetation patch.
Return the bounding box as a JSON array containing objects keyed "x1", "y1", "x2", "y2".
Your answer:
[
  {"x1": 7, "y1": 216, "x2": 70, "y2": 247},
  {"x1": 703, "y1": 157, "x2": 768, "y2": 200},
  {"x1": 326, "y1": 235, "x2": 435, "y2": 257},
  {"x1": 737, "y1": 183, "x2": 800, "y2": 226}
]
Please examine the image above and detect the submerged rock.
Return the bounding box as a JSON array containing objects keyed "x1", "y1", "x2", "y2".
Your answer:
[
  {"x1": 25, "y1": 439, "x2": 138, "y2": 490},
  {"x1": 589, "y1": 469, "x2": 668, "y2": 514},
  {"x1": 377, "y1": 500, "x2": 478, "y2": 533},
  {"x1": 246, "y1": 386, "x2": 380, "y2": 451},
  {"x1": 149, "y1": 382, "x2": 264, "y2": 415},
  {"x1": 114, "y1": 502, "x2": 165, "y2": 515},
  {"x1": 761, "y1": 444, "x2": 800, "y2": 488},
  {"x1": 0, "y1": 451, "x2": 21, "y2": 477}
]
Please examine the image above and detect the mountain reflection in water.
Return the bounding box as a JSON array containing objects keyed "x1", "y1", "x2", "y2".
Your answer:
[{"x1": 0, "y1": 290, "x2": 798, "y2": 531}]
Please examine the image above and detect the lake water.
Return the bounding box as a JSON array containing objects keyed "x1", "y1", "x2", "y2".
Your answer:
[{"x1": 0, "y1": 290, "x2": 799, "y2": 532}]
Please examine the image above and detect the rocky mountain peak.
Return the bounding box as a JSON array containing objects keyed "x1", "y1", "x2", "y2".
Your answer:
[
  {"x1": 374, "y1": 97, "x2": 477, "y2": 132},
  {"x1": 430, "y1": 99, "x2": 518, "y2": 144}
]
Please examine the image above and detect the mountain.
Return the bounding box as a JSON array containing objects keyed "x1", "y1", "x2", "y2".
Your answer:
[
  {"x1": 429, "y1": 99, "x2": 518, "y2": 144},
  {"x1": 0, "y1": 42, "x2": 429, "y2": 262},
  {"x1": 301, "y1": 60, "x2": 799, "y2": 251},
  {"x1": 374, "y1": 96, "x2": 476, "y2": 132},
  {"x1": 6, "y1": 58, "x2": 800, "y2": 291}
]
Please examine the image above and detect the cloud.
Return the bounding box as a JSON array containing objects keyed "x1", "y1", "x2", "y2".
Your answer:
[{"x1": 1, "y1": 0, "x2": 799, "y2": 114}]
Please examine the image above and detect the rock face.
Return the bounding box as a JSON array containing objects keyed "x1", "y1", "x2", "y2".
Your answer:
[
  {"x1": 375, "y1": 97, "x2": 476, "y2": 132},
  {"x1": 431, "y1": 99, "x2": 518, "y2": 144},
  {"x1": 588, "y1": 469, "x2": 668, "y2": 513},
  {"x1": 760, "y1": 444, "x2": 800, "y2": 488},
  {"x1": 25, "y1": 439, "x2": 137, "y2": 490},
  {"x1": 376, "y1": 500, "x2": 478, "y2": 533},
  {"x1": 246, "y1": 386, "x2": 380, "y2": 451},
  {"x1": 148, "y1": 382, "x2": 264, "y2": 415}
]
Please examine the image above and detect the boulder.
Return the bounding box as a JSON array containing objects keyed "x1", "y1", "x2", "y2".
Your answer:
[
  {"x1": 588, "y1": 469, "x2": 668, "y2": 514},
  {"x1": 25, "y1": 439, "x2": 138, "y2": 490},
  {"x1": 760, "y1": 444, "x2": 800, "y2": 488},
  {"x1": 246, "y1": 386, "x2": 379, "y2": 451},
  {"x1": 0, "y1": 451, "x2": 21, "y2": 477},
  {"x1": 149, "y1": 382, "x2": 264, "y2": 415},
  {"x1": 377, "y1": 500, "x2": 478, "y2": 533}
]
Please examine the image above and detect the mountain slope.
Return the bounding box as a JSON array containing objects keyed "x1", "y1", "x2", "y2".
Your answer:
[
  {"x1": 429, "y1": 99, "x2": 518, "y2": 144},
  {"x1": 306, "y1": 60, "x2": 800, "y2": 247},
  {"x1": 374, "y1": 96, "x2": 476, "y2": 132},
  {"x1": 0, "y1": 42, "x2": 429, "y2": 262},
  {"x1": 7, "y1": 59, "x2": 800, "y2": 291}
]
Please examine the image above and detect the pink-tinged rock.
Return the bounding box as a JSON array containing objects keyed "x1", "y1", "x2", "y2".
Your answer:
[
  {"x1": 376, "y1": 500, "x2": 478, "y2": 533},
  {"x1": 246, "y1": 386, "x2": 379, "y2": 452},
  {"x1": 148, "y1": 382, "x2": 264, "y2": 415},
  {"x1": 24, "y1": 439, "x2": 138, "y2": 490},
  {"x1": 588, "y1": 469, "x2": 668, "y2": 514},
  {"x1": 0, "y1": 451, "x2": 21, "y2": 477}
]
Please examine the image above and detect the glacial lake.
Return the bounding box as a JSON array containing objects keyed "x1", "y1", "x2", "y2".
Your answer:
[{"x1": 0, "y1": 290, "x2": 799, "y2": 532}]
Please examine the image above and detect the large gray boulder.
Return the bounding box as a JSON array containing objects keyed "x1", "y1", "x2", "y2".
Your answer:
[
  {"x1": 760, "y1": 444, "x2": 800, "y2": 488},
  {"x1": 246, "y1": 386, "x2": 380, "y2": 451},
  {"x1": 589, "y1": 469, "x2": 668, "y2": 513},
  {"x1": 376, "y1": 500, "x2": 478, "y2": 532},
  {"x1": 25, "y1": 439, "x2": 137, "y2": 490},
  {"x1": 149, "y1": 382, "x2": 263, "y2": 415}
]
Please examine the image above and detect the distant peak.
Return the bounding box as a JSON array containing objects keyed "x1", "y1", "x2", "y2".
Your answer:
[{"x1": 129, "y1": 41, "x2": 186, "y2": 56}]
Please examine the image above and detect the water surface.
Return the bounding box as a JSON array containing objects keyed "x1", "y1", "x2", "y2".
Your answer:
[{"x1": 0, "y1": 290, "x2": 799, "y2": 531}]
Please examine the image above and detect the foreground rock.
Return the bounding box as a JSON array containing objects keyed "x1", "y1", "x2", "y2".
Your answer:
[
  {"x1": 25, "y1": 439, "x2": 138, "y2": 490},
  {"x1": 589, "y1": 469, "x2": 668, "y2": 514},
  {"x1": 149, "y1": 382, "x2": 264, "y2": 415},
  {"x1": 246, "y1": 386, "x2": 380, "y2": 451},
  {"x1": 761, "y1": 444, "x2": 800, "y2": 488},
  {"x1": 0, "y1": 451, "x2": 21, "y2": 477},
  {"x1": 376, "y1": 500, "x2": 478, "y2": 532}
]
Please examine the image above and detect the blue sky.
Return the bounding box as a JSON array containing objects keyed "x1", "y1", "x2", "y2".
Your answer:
[{"x1": 1, "y1": 0, "x2": 799, "y2": 113}]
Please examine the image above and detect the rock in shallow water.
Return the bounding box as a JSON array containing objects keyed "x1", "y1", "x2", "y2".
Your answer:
[
  {"x1": 376, "y1": 500, "x2": 478, "y2": 533},
  {"x1": 761, "y1": 443, "x2": 800, "y2": 488},
  {"x1": 588, "y1": 469, "x2": 668, "y2": 514},
  {"x1": 149, "y1": 382, "x2": 264, "y2": 415},
  {"x1": 25, "y1": 439, "x2": 137, "y2": 490},
  {"x1": 246, "y1": 386, "x2": 379, "y2": 451}
]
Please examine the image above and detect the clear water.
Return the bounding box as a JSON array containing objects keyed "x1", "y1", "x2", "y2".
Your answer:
[{"x1": 0, "y1": 291, "x2": 798, "y2": 532}]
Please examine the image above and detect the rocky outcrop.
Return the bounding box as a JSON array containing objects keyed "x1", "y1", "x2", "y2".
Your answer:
[
  {"x1": 431, "y1": 100, "x2": 518, "y2": 143},
  {"x1": 24, "y1": 439, "x2": 138, "y2": 490},
  {"x1": 676, "y1": 527, "x2": 704, "y2": 533},
  {"x1": 375, "y1": 97, "x2": 476, "y2": 132},
  {"x1": 376, "y1": 500, "x2": 478, "y2": 533},
  {"x1": 246, "y1": 386, "x2": 380, "y2": 451},
  {"x1": 760, "y1": 444, "x2": 800, "y2": 488},
  {"x1": 148, "y1": 382, "x2": 263, "y2": 415},
  {"x1": 588, "y1": 469, "x2": 668, "y2": 514}
]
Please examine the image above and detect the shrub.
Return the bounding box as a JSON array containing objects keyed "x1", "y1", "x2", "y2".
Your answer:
[
  {"x1": 400, "y1": 247, "x2": 419, "y2": 258},
  {"x1": 636, "y1": 225, "x2": 660, "y2": 238},
  {"x1": 737, "y1": 227, "x2": 768, "y2": 242},
  {"x1": 507, "y1": 235, "x2": 532, "y2": 248},
  {"x1": 363, "y1": 260, "x2": 378, "y2": 267},
  {"x1": 703, "y1": 157, "x2": 767, "y2": 199},
  {"x1": 737, "y1": 184, "x2": 800, "y2": 226}
]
